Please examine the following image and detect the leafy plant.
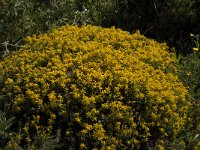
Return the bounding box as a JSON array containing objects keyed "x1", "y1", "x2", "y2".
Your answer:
[
  {"x1": 177, "y1": 51, "x2": 200, "y2": 149},
  {"x1": 190, "y1": 33, "x2": 200, "y2": 52},
  {"x1": 0, "y1": 0, "x2": 120, "y2": 58},
  {"x1": 0, "y1": 109, "x2": 15, "y2": 146},
  {"x1": 0, "y1": 0, "x2": 76, "y2": 57}
]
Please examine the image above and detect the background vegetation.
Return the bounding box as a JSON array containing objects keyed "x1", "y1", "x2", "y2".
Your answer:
[{"x1": 0, "y1": 0, "x2": 200, "y2": 56}]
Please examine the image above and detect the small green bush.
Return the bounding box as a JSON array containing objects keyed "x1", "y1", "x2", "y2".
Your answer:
[
  {"x1": 0, "y1": 25, "x2": 189, "y2": 149},
  {"x1": 180, "y1": 52, "x2": 200, "y2": 99},
  {"x1": 174, "y1": 52, "x2": 200, "y2": 149},
  {"x1": 179, "y1": 52, "x2": 200, "y2": 128}
]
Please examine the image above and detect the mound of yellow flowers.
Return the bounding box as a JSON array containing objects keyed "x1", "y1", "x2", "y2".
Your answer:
[{"x1": 0, "y1": 25, "x2": 189, "y2": 149}]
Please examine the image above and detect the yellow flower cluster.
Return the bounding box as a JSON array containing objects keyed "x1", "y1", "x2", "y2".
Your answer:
[{"x1": 0, "y1": 25, "x2": 189, "y2": 149}]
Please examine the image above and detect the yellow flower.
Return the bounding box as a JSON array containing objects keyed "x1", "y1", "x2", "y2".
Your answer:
[
  {"x1": 193, "y1": 47, "x2": 199, "y2": 51},
  {"x1": 6, "y1": 78, "x2": 14, "y2": 84},
  {"x1": 190, "y1": 33, "x2": 195, "y2": 37},
  {"x1": 80, "y1": 143, "x2": 85, "y2": 148},
  {"x1": 85, "y1": 124, "x2": 93, "y2": 131}
]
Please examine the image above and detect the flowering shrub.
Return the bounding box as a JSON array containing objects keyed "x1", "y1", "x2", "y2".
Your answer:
[{"x1": 0, "y1": 25, "x2": 189, "y2": 149}]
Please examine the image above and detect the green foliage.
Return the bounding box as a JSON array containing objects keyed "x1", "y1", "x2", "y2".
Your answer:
[
  {"x1": 74, "y1": 0, "x2": 119, "y2": 25},
  {"x1": 166, "y1": 0, "x2": 200, "y2": 54},
  {"x1": 1, "y1": 0, "x2": 199, "y2": 56},
  {"x1": 177, "y1": 52, "x2": 200, "y2": 149},
  {"x1": 0, "y1": 0, "x2": 76, "y2": 56},
  {"x1": 169, "y1": 0, "x2": 196, "y2": 23},
  {"x1": 101, "y1": 0, "x2": 200, "y2": 55},
  {"x1": 77, "y1": 0, "x2": 200, "y2": 55},
  {"x1": 0, "y1": 110, "x2": 15, "y2": 133},
  {"x1": 190, "y1": 33, "x2": 200, "y2": 52},
  {"x1": 0, "y1": 0, "x2": 121, "y2": 58},
  {"x1": 179, "y1": 53, "x2": 200, "y2": 125},
  {"x1": 0, "y1": 25, "x2": 189, "y2": 149},
  {"x1": 0, "y1": 109, "x2": 15, "y2": 146}
]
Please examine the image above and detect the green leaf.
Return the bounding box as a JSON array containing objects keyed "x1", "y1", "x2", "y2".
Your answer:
[
  {"x1": 0, "y1": 120, "x2": 6, "y2": 131},
  {"x1": 5, "y1": 117, "x2": 15, "y2": 131},
  {"x1": 5, "y1": 123, "x2": 14, "y2": 131},
  {"x1": 5, "y1": 117, "x2": 15, "y2": 126},
  {"x1": 0, "y1": 110, "x2": 5, "y2": 123}
]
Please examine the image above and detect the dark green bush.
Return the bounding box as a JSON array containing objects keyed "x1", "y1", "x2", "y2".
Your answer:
[
  {"x1": 177, "y1": 52, "x2": 200, "y2": 149},
  {"x1": 179, "y1": 52, "x2": 200, "y2": 127}
]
